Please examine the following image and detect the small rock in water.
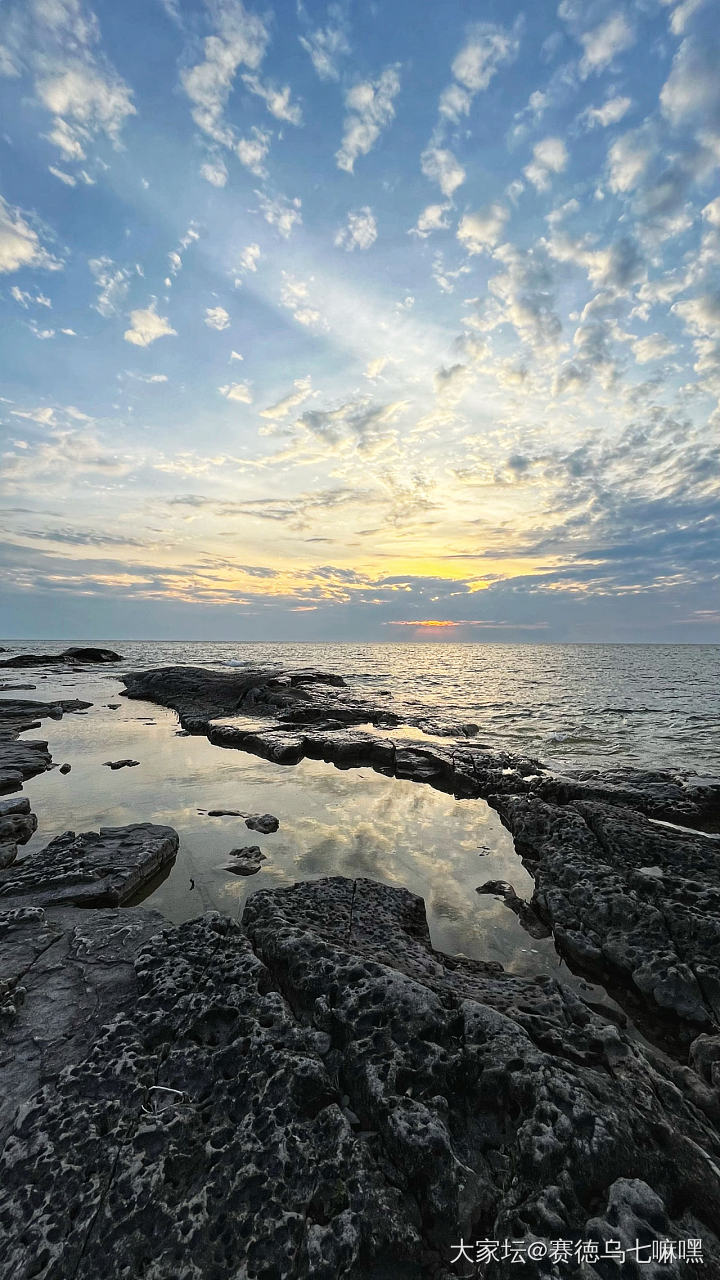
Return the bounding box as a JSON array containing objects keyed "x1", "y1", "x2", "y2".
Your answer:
[
  {"x1": 103, "y1": 759, "x2": 139, "y2": 770},
  {"x1": 59, "y1": 763, "x2": 71, "y2": 775},
  {"x1": 226, "y1": 845, "x2": 266, "y2": 875},
  {"x1": 245, "y1": 813, "x2": 279, "y2": 834},
  {"x1": 106, "y1": 704, "x2": 120, "y2": 710},
  {"x1": 205, "y1": 809, "x2": 243, "y2": 817}
]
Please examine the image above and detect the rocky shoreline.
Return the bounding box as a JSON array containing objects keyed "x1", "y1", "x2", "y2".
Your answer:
[{"x1": 1, "y1": 661, "x2": 719, "y2": 1277}]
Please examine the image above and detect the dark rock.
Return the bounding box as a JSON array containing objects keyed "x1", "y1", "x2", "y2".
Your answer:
[
  {"x1": 106, "y1": 703, "x2": 120, "y2": 709},
  {"x1": 0, "y1": 822, "x2": 178, "y2": 908},
  {"x1": 476, "y1": 879, "x2": 553, "y2": 941},
  {"x1": 0, "y1": 682, "x2": 36, "y2": 691},
  {"x1": 103, "y1": 758, "x2": 139, "y2": 770},
  {"x1": 0, "y1": 697, "x2": 92, "y2": 793},
  {"x1": 3, "y1": 878, "x2": 720, "y2": 1279},
  {"x1": 226, "y1": 845, "x2": 266, "y2": 875},
  {"x1": 59, "y1": 763, "x2": 71, "y2": 774},
  {"x1": 495, "y1": 794, "x2": 720, "y2": 1029},
  {"x1": 0, "y1": 647, "x2": 121, "y2": 669},
  {"x1": 245, "y1": 812, "x2": 279, "y2": 834},
  {"x1": 205, "y1": 808, "x2": 243, "y2": 817}
]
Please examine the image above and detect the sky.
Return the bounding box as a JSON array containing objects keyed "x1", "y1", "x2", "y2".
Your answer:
[{"x1": 0, "y1": 0, "x2": 719, "y2": 642}]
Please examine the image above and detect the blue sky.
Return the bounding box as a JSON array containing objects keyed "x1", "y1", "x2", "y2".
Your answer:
[{"x1": 0, "y1": 0, "x2": 718, "y2": 641}]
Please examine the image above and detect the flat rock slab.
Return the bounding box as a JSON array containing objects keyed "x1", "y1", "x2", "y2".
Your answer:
[
  {"x1": 0, "y1": 647, "x2": 122, "y2": 668},
  {"x1": 1, "y1": 878, "x2": 719, "y2": 1278},
  {"x1": 0, "y1": 823, "x2": 178, "y2": 908},
  {"x1": 0, "y1": 698, "x2": 93, "y2": 793}
]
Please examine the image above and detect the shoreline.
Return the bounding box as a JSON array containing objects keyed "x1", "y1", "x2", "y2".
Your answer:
[{"x1": 1, "y1": 655, "x2": 720, "y2": 1276}]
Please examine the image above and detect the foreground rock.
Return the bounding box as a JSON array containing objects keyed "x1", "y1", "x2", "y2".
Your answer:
[
  {"x1": 0, "y1": 696, "x2": 91, "y2": 793},
  {"x1": 495, "y1": 795, "x2": 720, "y2": 1033},
  {"x1": 0, "y1": 823, "x2": 178, "y2": 908},
  {"x1": 1, "y1": 876, "x2": 719, "y2": 1279},
  {"x1": 0, "y1": 646, "x2": 122, "y2": 669},
  {"x1": 227, "y1": 844, "x2": 266, "y2": 875}
]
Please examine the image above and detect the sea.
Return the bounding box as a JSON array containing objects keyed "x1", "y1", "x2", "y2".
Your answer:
[{"x1": 2, "y1": 640, "x2": 718, "y2": 1024}]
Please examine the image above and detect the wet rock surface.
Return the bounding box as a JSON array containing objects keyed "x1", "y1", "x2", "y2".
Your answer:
[
  {"x1": 0, "y1": 823, "x2": 179, "y2": 908},
  {"x1": 2, "y1": 876, "x2": 720, "y2": 1279},
  {"x1": 0, "y1": 696, "x2": 92, "y2": 793}
]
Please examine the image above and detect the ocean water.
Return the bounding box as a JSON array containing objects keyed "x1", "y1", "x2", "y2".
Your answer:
[
  {"x1": 2, "y1": 640, "x2": 718, "y2": 1020},
  {"x1": 3, "y1": 639, "x2": 719, "y2": 771}
]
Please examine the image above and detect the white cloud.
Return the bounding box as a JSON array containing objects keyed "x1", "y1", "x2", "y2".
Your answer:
[
  {"x1": 255, "y1": 191, "x2": 302, "y2": 238},
  {"x1": 205, "y1": 306, "x2": 230, "y2": 330},
  {"x1": 11, "y1": 286, "x2": 52, "y2": 308},
  {"x1": 336, "y1": 66, "x2": 400, "y2": 173},
  {"x1": 236, "y1": 127, "x2": 271, "y2": 175},
  {"x1": 299, "y1": 9, "x2": 349, "y2": 81},
  {"x1": 457, "y1": 204, "x2": 508, "y2": 254},
  {"x1": 48, "y1": 164, "x2": 77, "y2": 185},
  {"x1": 364, "y1": 356, "x2": 389, "y2": 379},
  {"x1": 524, "y1": 137, "x2": 568, "y2": 190},
  {"x1": 230, "y1": 350, "x2": 244, "y2": 360},
  {"x1": 238, "y1": 243, "x2": 260, "y2": 272},
  {"x1": 0, "y1": 196, "x2": 60, "y2": 274},
  {"x1": 180, "y1": 0, "x2": 269, "y2": 146},
  {"x1": 421, "y1": 147, "x2": 466, "y2": 197},
  {"x1": 259, "y1": 376, "x2": 313, "y2": 418},
  {"x1": 200, "y1": 158, "x2": 228, "y2": 186},
  {"x1": 242, "y1": 73, "x2": 302, "y2": 125},
  {"x1": 0, "y1": 42, "x2": 20, "y2": 77},
  {"x1": 89, "y1": 256, "x2": 132, "y2": 315},
  {"x1": 124, "y1": 302, "x2": 177, "y2": 346},
  {"x1": 334, "y1": 207, "x2": 377, "y2": 251},
  {"x1": 219, "y1": 381, "x2": 252, "y2": 402},
  {"x1": 451, "y1": 21, "x2": 522, "y2": 93},
  {"x1": 37, "y1": 64, "x2": 135, "y2": 158},
  {"x1": 607, "y1": 129, "x2": 654, "y2": 193},
  {"x1": 632, "y1": 333, "x2": 677, "y2": 363},
  {"x1": 703, "y1": 197, "x2": 720, "y2": 228},
  {"x1": 581, "y1": 95, "x2": 632, "y2": 129},
  {"x1": 279, "y1": 273, "x2": 328, "y2": 332},
  {"x1": 660, "y1": 32, "x2": 720, "y2": 127},
  {"x1": 409, "y1": 203, "x2": 452, "y2": 238},
  {"x1": 579, "y1": 12, "x2": 635, "y2": 76}
]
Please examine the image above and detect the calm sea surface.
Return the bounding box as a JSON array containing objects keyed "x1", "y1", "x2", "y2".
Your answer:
[
  {"x1": 4, "y1": 640, "x2": 718, "y2": 771},
  {"x1": 2, "y1": 640, "x2": 718, "y2": 1016}
]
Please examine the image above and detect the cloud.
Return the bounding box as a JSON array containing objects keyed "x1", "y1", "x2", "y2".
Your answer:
[
  {"x1": 235, "y1": 127, "x2": 271, "y2": 175},
  {"x1": 451, "y1": 21, "x2": 522, "y2": 93},
  {"x1": 219, "y1": 381, "x2": 252, "y2": 402},
  {"x1": 299, "y1": 7, "x2": 350, "y2": 81},
  {"x1": 124, "y1": 302, "x2": 177, "y2": 346},
  {"x1": 336, "y1": 66, "x2": 400, "y2": 172},
  {"x1": 279, "y1": 274, "x2": 328, "y2": 331},
  {"x1": 606, "y1": 127, "x2": 654, "y2": 193},
  {"x1": 200, "y1": 157, "x2": 228, "y2": 186},
  {"x1": 204, "y1": 305, "x2": 230, "y2": 330},
  {"x1": 242, "y1": 73, "x2": 302, "y2": 125},
  {"x1": 580, "y1": 94, "x2": 632, "y2": 129},
  {"x1": 89, "y1": 256, "x2": 132, "y2": 315},
  {"x1": 421, "y1": 147, "x2": 466, "y2": 197},
  {"x1": 37, "y1": 63, "x2": 135, "y2": 157},
  {"x1": 457, "y1": 204, "x2": 508, "y2": 254},
  {"x1": 524, "y1": 137, "x2": 568, "y2": 191},
  {"x1": 10, "y1": 286, "x2": 51, "y2": 308},
  {"x1": 259, "y1": 376, "x2": 313, "y2": 419},
  {"x1": 334, "y1": 207, "x2": 377, "y2": 251},
  {"x1": 409, "y1": 203, "x2": 451, "y2": 238},
  {"x1": 237, "y1": 242, "x2": 260, "y2": 272},
  {"x1": 660, "y1": 30, "x2": 720, "y2": 128},
  {"x1": 0, "y1": 196, "x2": 60, "y2": 274},
  {"x1": 255, "y1": 191, "x2": 302, "y2": 237},
  {"x1": 632, "y1": 333, "x2": 677, "y2": 363},
  {"x1": 180, "y1": 0, "x2": 269, "y2": 146},
  {"x1": 579, "y1": 12, "x2": 635, "y2": 76}
]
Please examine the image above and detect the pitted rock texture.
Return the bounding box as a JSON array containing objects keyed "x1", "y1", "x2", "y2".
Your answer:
[
  {"x1": 0, "y1": 903, "x2": 164, "y2": 1148},
  {"x1": 495, "y1": 795, "x2": 720, "y2": 1032},
  {"x1": 0, "y1": 823, "x2": 178, "y2": 908},
  {"x1": 2, "y1": 878, "x2": 720, "y2": 1279}
]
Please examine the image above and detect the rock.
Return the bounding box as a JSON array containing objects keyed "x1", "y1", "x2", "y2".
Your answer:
[
  {"x1": 245, "y1": 812, "x2": 279, "y2": 834},
  {"x1": 0, "y1": 697, "x2": 91, "y2": 793},
  {"x1": 0, "y1": 811, "x2": 37, "y2": 847},
  {"x1": 106, "y1": 703, "x2": 120, "y2": 709},
  {"x1": 0, "y1": 683, "x2": 36, "y2": 691},
  {"x1": 0, "y1": 823, "x2": 178, "y2": 908},
  {"x1": 495, "y1": 794, "x2": 720, "y2": 1030},
  {"x1": 103, "y1": 758, "x2": 139, "y2": 770},
  {"x1": 205, "y1": 808, "x2": 243, "y2": 817},
  {"x1": 59, "y1": 763, "x2": 71, "y2": 774},
  {"x1": 0, "y1": 844, "x2": 16, "y2": 869},
  {"x1": 3, "y1": 878, "x2": 720, "y2": 1279},
  {"x1": 0, "y1": 647, "x2": 121, "y2": 669},
  {"x1": 476, "y1": 879, "x2": 553, "y2": 941},
  {"x1": 0, "y1": 797, "x2": 31, "y2": 818},
  {"x1": 226, "y1": 845, "x2": 266, "y2": 875}
]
